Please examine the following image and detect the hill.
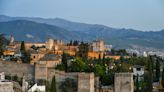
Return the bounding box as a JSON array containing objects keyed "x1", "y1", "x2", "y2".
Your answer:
[
  {"x1": 0, "y1": 20, "x2": 94, "y2": 42},
  {"x1": 0, "y1": 15, "x2": 164, "y2": 49}
]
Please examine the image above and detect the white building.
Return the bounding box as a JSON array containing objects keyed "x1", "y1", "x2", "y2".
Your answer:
[
  {"x1": 28, "y1": 83, "x2": 45, "y2": 92},
  {"x1": 133, "y1": 65, "x2": 144, "y2": 76},
  {"x1": 0, "y1": 72, "x2": 14, "y2": 92},
  {"x1": 0, "y1": 72, "x2": 5, "y2": 81}
]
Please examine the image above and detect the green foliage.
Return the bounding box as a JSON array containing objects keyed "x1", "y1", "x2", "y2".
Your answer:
[
  {"x1": 13, "y1": 75, "x2": 18, "y2": 81},
  {"x1": 59, "y1": 78, "x2": 77, "y2": 92},
  {"x1": 31, "y1": 45, "x2": 38, "y2": 50},
  {"x1": 70, "y1": 40, "x2": 73, "y2": 45},
  {"x1": 20, "y1": 41, "x2": 25, "y2": 51},
  {"x1": 69, "y1": 58, "x2": 87, "y2": 72},
  {"x1": 93, "y1": 64, "x2": 105, "y2": 76},
  {"x1": 77, "y1": 42, "x2": 89, "y2": 60},
  {"x1": 62, "y1": 52, "x2": 68, "y2": 72},
  {"x1": 162, "y1": 66, "x2": 164, "y2": 88},
  {"x1": 136, "y1": 74, "x2": 139, "y2": 92},
  {"x1": 21, "y1": 51, "x2": 31, "y2": 63},
  {"x1": 127, "y1": 57, "x2": 148, "y2": 67},
  {"x1": 73, "y1": 40, "x2": 79, "y2": 46},
  {"x1": 115, "y1": 64, "x2": 129, "y2": 73},
  {"x1": 100, "y1": 71, "x2": 114, "y2": 86},
  {"x1": 110, "y1": 49, "x2": 128, "y2": 55},
  {"x1": 55, "y1": 52, "x2": 157, "y2": 87},
  {"x1": 5, "y1": 75, "x2": 11, "y2": 80},
  {"x1": 20, "y1": 41, "x2": 31, "y2": 63},
  {"x1": 155, "y1": 58, "x2": 160, "y2": 82},
  {"x1": 147, "y1": 56, "x2": 153, "y2": 92},
  {"x1": 37, "y1": 79, "x2": 47, "y2": 85},
  {"x1": 50, "y1": 76, "x2": 57, "y2": 92},
  {"x1": 0, "y1": 34, "x2": 9, "y2": 56}
]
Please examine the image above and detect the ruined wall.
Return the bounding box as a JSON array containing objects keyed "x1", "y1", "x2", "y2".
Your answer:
[
  {"x1": 47, "y1": 69, "x2": 95, "y2": 92},
  {"x1": 78, "y1": 73, "x2": 95, "y2": 92},
  {"x1": 35, "y1": 63, "x2": 47, "y2": 81},
  {"x1": 114, "y1": 73, "x2": 134, "y2": 92},
  {"x1": 0, "y1": 61, "x2": 34, "y2": 79},
  {"x1": 0, "y1": 82, "x2": 14, "y2": 92}
]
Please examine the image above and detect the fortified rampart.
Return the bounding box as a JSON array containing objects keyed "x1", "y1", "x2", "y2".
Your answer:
[{"x1": 0, "y1": 61, "x2": 34, "y2": 79}]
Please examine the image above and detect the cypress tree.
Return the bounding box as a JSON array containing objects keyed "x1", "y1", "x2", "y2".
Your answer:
[
  {"x1": 50, "y1": 76, "x2": 57, "y2": 92},
  {"x1": 20, "y1": 41, "x2": 25, "y2": 51},
  {"x1": 136, "y1": 74, "x2": 139, "y2": 92},
  {"x1": 20, "y1": 41, "x2": 30, "y2": 63},
  {"x1": 155, "y1": 58, "x2": 160, "y2": 82},
  {"x1": 147, "y1": 56, "x2": 153, "y2": 92},
  {"x1": 62, "y1": 52, "x2": 68, "y2": 72},
  {"x1": 162, "y1": 65, "x2": 164, "y2": 88},
  {"x1": 78, "y1": 42, "x2": 89, "y2": 60},
  {"x1": 0, "y1": 34, "x2": 8, "y2": 56}
]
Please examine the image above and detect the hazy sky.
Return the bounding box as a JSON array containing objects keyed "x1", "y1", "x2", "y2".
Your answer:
[{"x1": 0, "y1": 0, "x2": 164, "y2": 31}]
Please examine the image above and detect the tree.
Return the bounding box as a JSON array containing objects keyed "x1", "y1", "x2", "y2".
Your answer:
[
  {"x1": 73, "y1": 40, "x2": 79, "y2": 46},
  {"x1": 50, "y1": 76, "x2": 57, "y2": 92},
  {"x1": 59, "y1": 78, "x2": 77, "y2": 92},
  {"x1": 162, "y1": 65, "x2": 164, "y2": 88},
  {"x1": 62, "y1": 52, "x2": 68, "y2": 72},
  {"x1": 77, "y1": 42, "x2": 89, "y2": 60},
  {"x1": 20, "y1": 41, "x2": 25, "y2": 51},
  {"x1": 155, "y1": 58, "x2": 160, "y2": 82},
  {"x1": 136, "y1": 74, "x2": 139, "y2": 92},
  {"x1": 94, "y1": 64, "x2": 105, "y2": 76},
  {"x1": 31, "y1": 45, "x2": 38, "y2": 51},
  {"x1": 69, "y1": 58, "x2": 86, "y2": 72},
  {"x1": 69, "y1": 40, "x2": 73, "y2": 45},
  {"x1": 147, "y1": 56, "x2": 153, "y2": 92},
  {"x1": 0, "y1": 34, "x2": 8, "y2": 56},
  {"x1": 20, "y1": 41, "x2": 30, "y2": 63}
]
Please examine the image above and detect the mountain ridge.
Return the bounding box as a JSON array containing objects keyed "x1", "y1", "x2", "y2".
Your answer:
[{"x1": 0, "y1": 15, "x2": 164, "y2": 49}]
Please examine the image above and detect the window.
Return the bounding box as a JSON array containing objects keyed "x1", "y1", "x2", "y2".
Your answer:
[{"x1": 136, "y1": 68, "x2": 141, "y2": 71}]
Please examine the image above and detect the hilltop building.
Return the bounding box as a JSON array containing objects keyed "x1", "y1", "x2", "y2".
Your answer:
[
  {"x1": 35, "y1": 54, "x2": 61, "y2": 81},
  {"x1": 90, "y1": 40, "x2": 105, "y2": 52}
]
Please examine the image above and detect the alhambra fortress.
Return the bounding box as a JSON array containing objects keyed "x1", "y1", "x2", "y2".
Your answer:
[{"x1": 0, "y1": 37, "x2": 141, "y2": 92}]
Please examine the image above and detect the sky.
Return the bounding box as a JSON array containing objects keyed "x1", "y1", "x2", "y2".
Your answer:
[{"x1": 0, "y1": 0, "x2": 164, "y2": 31}]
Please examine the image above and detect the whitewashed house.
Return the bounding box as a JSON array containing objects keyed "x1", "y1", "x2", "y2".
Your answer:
[
  {"x1": 133, "y1": 65, "x2": 144, "y2": 76},
  {"x1": 0, "y1": 72, "x2": 14, "y2": 92},
  {"x1": 28, "y1": 83, "x2": 45, "y2": 92}
]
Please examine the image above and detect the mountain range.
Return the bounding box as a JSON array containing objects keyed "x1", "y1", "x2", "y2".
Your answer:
[{"x1": 0, "y1": 15, "x2": 164, "y2": 49}]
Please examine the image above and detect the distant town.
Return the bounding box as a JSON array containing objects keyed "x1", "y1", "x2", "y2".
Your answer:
[{"x1": 0, "y1": 35, "x2": 164, "y2": 92}]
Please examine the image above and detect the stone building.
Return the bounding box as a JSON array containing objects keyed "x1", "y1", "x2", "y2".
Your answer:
[
  {"x1": 35, "y1": 54, "x2": 61, "y2": 81},
  {"x1": 0, "y1": 72, "x2": 14, "y2": 92},
  {"x1": 54, "y1": 70, "x2": 95, "y2": 92},
  {"x1": 78, "y1": 73, "x2": 94, "y2": 92},
  {"x1": 35, "y1": 62, "x2": 48, "y2": 81},
  {"x1": 46, "y1": 38, "x2": 64, "y2": 51},
  {"x1": 114, "y1": 73, "x2": 134, "y2": 92},
  {"x1": 90, "y1": 40, "x2": 105, "y2": 52},
  {"x1": 0, "y1": 81, "x2": 14, "y2": 92}
]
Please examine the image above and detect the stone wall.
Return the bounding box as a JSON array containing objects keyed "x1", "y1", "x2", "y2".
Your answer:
[
  {"x1": 47, "y1": 69, "x2": 95, "y2": 92},
  {"x1": 78, "y1": 73, "x2": 95, "y2": 92},
  {"x1": 114, "y1": 73, "x2": 134, "y2": 92},
  {"x1": 0, "y1": 61, "x2": 34, "y2": 79},
  {"x1": 0, "y1": 82, "x2": 14, "y2": 92}
]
